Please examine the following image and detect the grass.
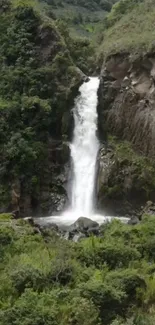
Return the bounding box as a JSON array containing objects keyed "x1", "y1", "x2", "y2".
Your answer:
[{"x1": 98, "y1": 0, "x2": 155, "y2": 60}]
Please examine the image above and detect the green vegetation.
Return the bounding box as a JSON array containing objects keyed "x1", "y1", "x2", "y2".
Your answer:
[
  {"x1": 101, "y1": 137, "x2": 155, "y2": 201},
  {"x1": 1, "y1": 1, "x2": 155, "y2": 323},
  {"x1": 1, "y1": 214, "x2": 155, "y2": 323},
  {"x1": 56, "y1": 19, "x2": 95, "y2": 72},
  {"x1": 0, "y1": 0, "x2": 82, "y2": 214},
  {"x1": 40, "y1": 0, "x2": 119, "y2": 37},
  {"x1": 98, "y1": 0, "x2": 155, "y2": 59}
]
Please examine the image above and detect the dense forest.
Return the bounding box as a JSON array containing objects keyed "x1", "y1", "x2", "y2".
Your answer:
[
  {"x1": 1, "y1": 0, "x2": 155, "y2": 324},
  {"x1": 43, "y1": 0, "x2": 118, "y2": 11}
]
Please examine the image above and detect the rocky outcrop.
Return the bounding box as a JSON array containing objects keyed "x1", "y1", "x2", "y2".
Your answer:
[
  {"x1": 69, "y1": 217, "x2": 99, "y2": 233},
  {"x1": 97, "y1": 53, "x2": 155, "y2": 214},
  {"x1": 97, "y1": 141, "x2": 155, "y2": 216},
  {"x1": 28, "y1": 216, "x2": 100, "y2": 242},
  {"x1": 98, "y1": 54, "x2": 155, "y2": 158}
]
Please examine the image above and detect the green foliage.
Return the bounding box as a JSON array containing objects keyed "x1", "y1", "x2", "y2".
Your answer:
[
  {"x1": 0, "y1": 0, "x2": 81, "y2": 212},
  {"x1": 98, "y1": 0, "x2": 155, "y2": 59},
  {"x1": 57, "y1": 19, "x2": 94, "y2": 72},
  {"x1": 79, "y1": 279, "x2": 125, "y2": 323},
  {"x1": 78, "y1": 235, "x2": 140, "y2": 269},
  {"x1": 106, "y1": 0, "x2": 144, "y2": 28},
  {"x1": 2, "y1": 217, "x2": 155, "y2": 323},
  {"x1": 41, "y1": 0, "x2": 119, "y2": 38},
  {"x1": 100, "y1": 137, "x2": 155, "y2": 201},
  {"x1": 0, "y1": 213, "x2": 12, "y2": 221}
]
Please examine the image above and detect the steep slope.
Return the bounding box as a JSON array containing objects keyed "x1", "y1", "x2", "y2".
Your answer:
[
  {"x1": 97, "y1": 0, "x2": 155, "y2": 214},
  {"x1": 98, "y1": 0, "x2": 155, "y2": 58},
  {"x1": 0, "y1": 0, "x2": 82, "y2": 217},
  {"x1": 40, "y1": 0, "x2": 119, "y2": 37}
]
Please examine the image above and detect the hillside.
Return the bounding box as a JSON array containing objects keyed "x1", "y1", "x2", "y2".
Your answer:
[
  {"x1": 97, "y1": 0, "x2": 155, "y2": 214},
  {"x1": 0, "y1": 0, "x2": 83, "y2": 217},
  {"x1": 40, "y1": 0, "x2": 119, "y2": 37},
  {"x1": 98, "y1": 0, "x2": 155, "y2": 59}
]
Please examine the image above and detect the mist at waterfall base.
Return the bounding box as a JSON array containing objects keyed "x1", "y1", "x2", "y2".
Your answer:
[{"x1": 43, "y1": 77, "x2": 128, "y2": 226}]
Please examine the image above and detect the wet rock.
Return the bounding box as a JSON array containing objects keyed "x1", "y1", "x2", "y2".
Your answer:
[
  {"x1": 87, "y1": 226, "x2": 100, "y2": 236},
  {"x1": 33, "y1": 219, "x2": 59, "y2": 232},
  {"x1": 128, "y1": 215, "x2": 140, "y2": 225},
  {"x1": 70, "y1": 217, "x2": 99, "y2": 233},
  {"x1": 75, "y1": 67, "x2": 89, "y2": 83},
  {"x1": 41, "y1": 222, "x2": 59, "y2": 232},
  {"x1": 12, "y1": 210, "x2": 20, "y2": 220},
  {"x1": 49, "y1": 192, "x2": 67, "y2": 214},
  {"x1": 33, "y1": 227, "x2": 41, "y2": 235},
  {"x1": 24, "y1": 217, "x2": 35, "y2": 226},
  {"x1": 140, "y1": 201, "x2": 155, "y2": 219},
  {"x1": 63, "y1": 231, "x2": 71, "y2": 240},
  {"x1": 73, "y1": 232, "x2": 86, "y2": 242}
]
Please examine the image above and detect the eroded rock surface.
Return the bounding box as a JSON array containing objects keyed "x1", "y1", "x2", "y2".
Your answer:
[
  {"x1": 97, "y1": 54, "x2": 155, "y2": 214},
  {"x1": 97, "y1": 142, "x2": 155, "y2": 216},
  {"x1": 98, "y1": 54, "x2": 155, "y2": 158}
]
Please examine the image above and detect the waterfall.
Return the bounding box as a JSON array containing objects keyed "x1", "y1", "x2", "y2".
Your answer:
[
  {"x1": 70, "y1": 77, "x2": 100, "y2": 217},
  {"x1": 37, "y1": 76, "x2": 130, "y2": 226}
]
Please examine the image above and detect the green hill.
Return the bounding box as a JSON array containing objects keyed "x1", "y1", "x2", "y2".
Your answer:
[
  {"x1": 39, "y1": 0, "x2": 119, "y2": 37},
  {"x1": 98, "y1": 0, "x2": 155, "y2": 60}
]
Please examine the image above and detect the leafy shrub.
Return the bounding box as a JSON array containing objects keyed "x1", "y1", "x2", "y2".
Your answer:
[
  {"x1": 79, "y1": 279, "x2": 125, "y2": 323},
  {"x1": 0, "y1": 289, "x2": 59, "y2": 325},
  {"x1": 0, "y1": 213, "x2": 12, "y2": 221},
  {"x1": 105, "y1": 268, "x2": 146, "y2": 305},
  {"x1": 1, "y1": 216, "x2": 155, "y2": 323},
  {"x1": 0, "y1": 226, "x2": 15, "y2": 246},
  {"x1": 10, "y1": 266, "x2": 47, "y2": 294},
  {"x1": 78, "y1": 235, "x2": 141, "y2": 269}
]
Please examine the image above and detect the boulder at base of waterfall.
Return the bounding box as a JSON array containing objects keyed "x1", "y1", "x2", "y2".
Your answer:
[
  {"x1": 69, "y1": 217, "x2": 99, "y2": 234},
  {"x1": 140, "y1": 201, "x2": 155, "y2": 219},
  {"x1": 73, "y1": 232, "x2": 86, "y2": 242},
  {"x1": 32, "y1": 218, "x2": 59, "y2": 232},
  {"x1": 128, "y1": 215, "x2": 140, "y2": 226}
]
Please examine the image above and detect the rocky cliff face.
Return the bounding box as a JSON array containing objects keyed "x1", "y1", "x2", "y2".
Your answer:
[
  {"x1": 97, "y1": 53, "x2": 155, "y2": 215},
  {"x1": 98, "y1": 54, "x2": 155, "y2": 157}
]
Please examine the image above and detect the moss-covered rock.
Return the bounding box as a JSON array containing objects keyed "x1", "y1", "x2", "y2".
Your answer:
[{"x1": 97, "y1": 138, "x2": 155, "y2": 215}]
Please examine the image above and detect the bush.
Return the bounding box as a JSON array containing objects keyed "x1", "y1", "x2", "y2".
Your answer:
[
  {"x1": 105, "y1": 268, "x2": 146, "y2": 305},
  {"x1": 0, "y1": 213, "x2": 12, "y2": 221},
  {"x1": 79, "y1": 279, "x2": 125, "y2": 323},
  {"x1": 10, "y1": 266, "x2": 47, "y2": 294},
  {"x1": 61, "y1": 296, "x2": 100, "y2": 325},
  {"x1": 78, "y1": 235, "x2": 141, "y2": 269},
  {"x1": 0, "y1": 289, "x2": 59, "y2": 325}
]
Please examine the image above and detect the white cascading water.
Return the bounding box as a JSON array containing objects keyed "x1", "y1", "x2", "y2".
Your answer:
[
  {"x1": 70, "y1": 77, "x2": 100, "y2": 216},
  {"x1": 36, "y1": 77, "x2": 129, "y2": 226}
]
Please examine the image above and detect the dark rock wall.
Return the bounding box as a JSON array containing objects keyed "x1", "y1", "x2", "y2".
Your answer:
[
  {"x1": 98, "y1": 54, "x2": 155, "y2": 158},
  {"x1": 97, "y1": 53, "x2": 155, "y2": 215}
]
